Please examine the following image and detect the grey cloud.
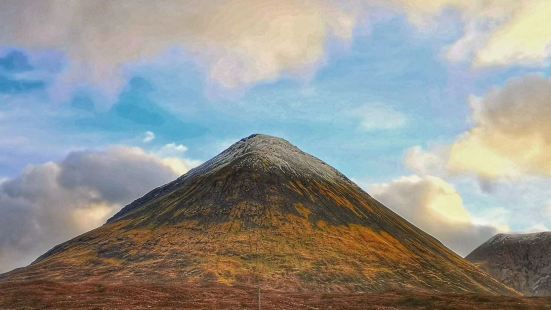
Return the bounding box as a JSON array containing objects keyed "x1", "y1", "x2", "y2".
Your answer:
[
  {"x1": 0, "y1": 147, "x2": 182, "y2": 273},
  {"x1": 58, "y1": 147, "x2": 176, "y2": 202},
  {"x1": 449, "y1": 75, "x2": 551, "y2": 179}
]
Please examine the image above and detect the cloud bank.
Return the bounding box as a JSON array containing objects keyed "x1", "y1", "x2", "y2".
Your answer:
[
  {"x1": 2, "y1": 0, "x2": 550, "y2": 104},
  {"x1": 370, "y1": 175, "x2": 502, "y2": 256},
  {"x1": 0, "y1": 0, "x2": 356, "y2": 101},
  {"x1": 0, "y1": 146, "x2": 191, "y2": 273}
]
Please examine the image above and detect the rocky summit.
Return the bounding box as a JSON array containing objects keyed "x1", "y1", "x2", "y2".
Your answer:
[
  {"x1": 467, "y1": 232, "x2": 551, "y2": 296},
  {"x1": 0, "y1": 134, "x2": 515, "y2": 305}
]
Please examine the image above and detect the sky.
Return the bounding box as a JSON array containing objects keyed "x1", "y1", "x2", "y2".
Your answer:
[{"x1": 1, "y1": 0, "x2": 551, "y2": 272}]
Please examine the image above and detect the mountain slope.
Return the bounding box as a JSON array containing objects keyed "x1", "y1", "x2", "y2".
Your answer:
[
  {"x1": 467, "y1": 232, "x2": 551, "y2": 296},
  {"x1": 1, "y1": 134, "x2": 514, "y2": 295}
]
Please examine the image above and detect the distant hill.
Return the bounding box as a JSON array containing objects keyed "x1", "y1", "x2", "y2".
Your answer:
[
  {"x1": 1, "y1": 134, "x2": 515, "y2": 307},
  {"x1": 467, "y1": 232, "x2": 551, "y2": 296}
]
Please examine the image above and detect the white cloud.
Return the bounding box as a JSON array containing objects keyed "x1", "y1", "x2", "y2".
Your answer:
[
  {"x1": 154, "y1": 143, "x2": 198, "y2": 175},
  {"x1": 0, "y1": 146, "x2": 193, "y2": 273},
  {"x1": 142, "y1": 131, "x2": 155, "y2": 143},
  {"x1": 404, "y1": 145, "x2": 448, "y2": 177},
  {"x1": 352, "y1": 104, "x2": 407, "y2": 131},
  {"x1": 0, "y1": 0, "x2": 357, "y2": 101},
  {"x1": 448, "y1": 75, "x2": 551, "y2": 179},
  {"x1": 370, "y1": 175, "x2": 503, "y2": 256},
  {"x1": 391, "y1": 0, "x2": 551, "y2": 67},
  {"x1": 158, "y1": 143, "x2": 188, "y2": 156},
  {"x1": 472, "y1": 1, "x2": 551, "y2": 67}
]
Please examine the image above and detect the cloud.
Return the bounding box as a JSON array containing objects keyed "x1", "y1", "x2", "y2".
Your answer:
[
  {"x1": 155, "y1": 143, "x2": 197, "y2": 174},
  {"x1": 404, "y1": 145, "x2": 448, "y2": 176},
  {"x1": 3, "y1": 0, "x2": 548, "y2": 104},
  {"x1": 401, "y1": 142, "x2": 551, "y2": 233},
  {"x1": 403, "y1": 75, "x2": 551, "y2": 181},
  {"x1": 2, "y1": 0, "x2": 549, "y2": 103},
  {"x1": 392, "y1": 0, "x2": 551, "y2": 67},
  {"x1": 158, "y1": 143, "x2": 189, "y2": 156},
  {"x1": 0, "y1": 146, "x2": 192, "y2": 273},
  {"x1": 0, "y1": 0, "x2": 356, "y2": 101},
  {"x1": 142, "y1": 131, "x2": 155, "y2": 143},
  {"x1": 370, "y1": 175, "x2": 503, "y2": 255},
  {"x1": 448, "y1": 75, "x2": 551, "y2": 179},
  {"x1": 352, "y1": 104, "x2": 407, "y2": 131},
  {"x1": 402, "y1": 144, "x2": 551, "y2": 234}
]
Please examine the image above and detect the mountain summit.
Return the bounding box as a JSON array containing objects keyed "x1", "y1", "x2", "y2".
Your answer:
[
  {"x1": 106, "y1": 134, "x2": 354, "y2": 227},
  {"x1": 2, "y1": 134, "x2": 513, "y2": 295}
]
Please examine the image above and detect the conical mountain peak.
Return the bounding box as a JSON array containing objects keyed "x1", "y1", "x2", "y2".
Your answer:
[
  {"x1": 8, "y1": 134, "x2": 515, "y2": 297},
  {"x1": 107, "y1": 134, "x2": 348, "y2": 224},
  {"x1": 183, "y1": 133, "x2": 346, "y2": 184}
]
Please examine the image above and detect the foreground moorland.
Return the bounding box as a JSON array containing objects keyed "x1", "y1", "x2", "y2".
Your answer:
[{"x1": 0, "y1": 281, "x2": 550, "y2": 309}]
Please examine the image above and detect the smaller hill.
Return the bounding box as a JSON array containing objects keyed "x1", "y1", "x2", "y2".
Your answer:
[{"x1": 467, "y1": 232, "x2": 551, "y2": 296}]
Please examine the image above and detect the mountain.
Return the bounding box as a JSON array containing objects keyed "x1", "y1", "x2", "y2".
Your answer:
[
  {"x1": 1, "y1": 134, "x2": 514, "y2": 297},
  {"x1": 467, "y1": 232, "x2": 551, "y2": 296}
]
